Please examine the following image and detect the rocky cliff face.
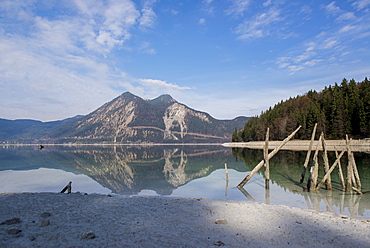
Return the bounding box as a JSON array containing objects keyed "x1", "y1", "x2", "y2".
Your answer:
[{"x1": 4, "y1": 92, "x2": 249, "y2": 143}]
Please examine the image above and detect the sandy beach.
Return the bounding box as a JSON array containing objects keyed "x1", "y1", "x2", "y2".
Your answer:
[{"x1": 0, "y1": 193, "x2": 369, "y2": 247}]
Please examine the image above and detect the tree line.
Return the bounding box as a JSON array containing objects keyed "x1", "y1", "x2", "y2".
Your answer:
[{"x1": 233, "y1": 77, "x2": 370, "y2": 141}]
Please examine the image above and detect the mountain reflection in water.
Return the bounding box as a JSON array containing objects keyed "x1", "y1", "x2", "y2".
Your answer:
[{"x1": 1, "y1": 145, "x2": 370, "y2": 219}]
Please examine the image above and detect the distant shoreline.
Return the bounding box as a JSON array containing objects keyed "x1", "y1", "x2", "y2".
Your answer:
[
  {"x1": 2, "y1": 143, "x2": 224, "y2": 147},
  {"x1": 223, "y1": 139, "x2": 370, "y2": 152}
]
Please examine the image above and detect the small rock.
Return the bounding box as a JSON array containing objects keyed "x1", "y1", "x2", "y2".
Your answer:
[
  {"x1": 40, "y1": 220, "x2": 50, "y2": 227},
  {"x1": 28, "y1": 235, "x2": 36, "y2": 241},
  {"x1": 81, "y1": 231, "x2": 96, "y2": 239},
  {"x1": 1, "y1": 217, "x2": 21, "y2": 225},
  {"x1": 40, "y1": 212, "x2": 51, "y2": 218},
  {"x1": 214, "y1": 240, "x2": 225, "y2": 246},
  {"x1": 215, "y1": 219, "x2": 228, "y2": 225},
  {"x1": 7, "y1": 227, "x2": 21, "y2": 235}
]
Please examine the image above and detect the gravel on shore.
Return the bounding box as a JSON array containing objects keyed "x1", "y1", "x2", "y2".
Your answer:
[{"x1": 0, "y1": 192, "x2": 369, "y2": 247}]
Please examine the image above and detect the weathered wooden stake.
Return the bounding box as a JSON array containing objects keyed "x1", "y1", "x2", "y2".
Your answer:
[
  {"x1": 315, "y1": 150, "x2": 345, "y2": 190},
  {"x1": 300, "y1": 123, "x2": 317, "y2": 183},
  {"x1": 224, "y1": 163, "x2": 229, "y2": 196},
  {"x1": 224, "y1": 163, "x2": 229, "y2": 181},
  {"x1": 321, "y1": 133, "x2": 332, "y2": 190},
  {"x1": 352, "y1": 186, "x2": 363, "y2": 195},
  {"x1": 345, "y1": 135, "x2": 353, "y2": 193},
  {"x1": 349, "y1": 141, "x2": 361, "y2": 189},
  {"x1": 307, "y1": 133, "x2": 322, "y2": 192},
  {"x1": 335, "y1": 149, "x2": 346, "y2": 189},
  {"x1": 60, "y1": 181, "x2": 72, "y2": 194},
  {"x1": 264, "y1": 128, "x2": 270, "y2": 189},
  {"x1": 237, "y1": 126, "x2": 301, "y2": 188}
]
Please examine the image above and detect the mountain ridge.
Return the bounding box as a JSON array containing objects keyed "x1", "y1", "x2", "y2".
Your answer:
[{"x1": 1, "y1": 92, "x2": 249, "y2": 143}]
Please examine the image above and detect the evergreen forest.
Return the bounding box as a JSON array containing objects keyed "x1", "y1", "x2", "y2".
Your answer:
[{"x1": 233, "y1": 78, "x2": 370, "y2": 141}]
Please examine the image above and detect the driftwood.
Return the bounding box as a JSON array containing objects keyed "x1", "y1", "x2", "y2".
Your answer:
[
  {"x1": 237, "y1": 126, "x2": 301, "y2": 188},
  {"x1": 60, "y1": 181, "x2": 72, "y2": 194}
]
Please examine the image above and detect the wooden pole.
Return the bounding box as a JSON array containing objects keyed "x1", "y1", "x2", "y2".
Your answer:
[
  {"x1": 264, "y1": 128, "x2": 270, "y2": 189},
  {"x1": 307, "y1": 133, "x2": 322, "y2": 192},
  {"x1": 345, "y1": 135, "x2": 353, "y2": 193},
  {"x1": 335, "y1": 149, "x2": 346, "y2": 189},
  {"x1": 224, "y1": 163, "x2": 229, "y2": 181},
  {"x1": 349, "y1": 141, "x2": 361, "y2": 189},
  {"x1": 315, "y1": 150, "x2": 345, "y2": 190},
  {"x1": 300, "y1": 123, "x2": 317, "y2": 183},
  {"x1": 60, "y1": 181, "x2": 72, "y2": 194},
  {"x1": 224, "y1": 163, "x2": 229, "y2": 196},
  {"x1": 321, "y1": 133, "x2": 332, "y2": 190},
  {"x1": 237, "y1": 126, "x2": 301, "y2": 188}
]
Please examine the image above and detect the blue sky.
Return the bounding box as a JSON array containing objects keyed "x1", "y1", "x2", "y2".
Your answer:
[{"x1": 1, "y1": 0, "x2": 369, "y2": 121}]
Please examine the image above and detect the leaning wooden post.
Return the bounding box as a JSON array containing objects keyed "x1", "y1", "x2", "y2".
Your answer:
[
  {"x1": 300, "y1": 123, "x2": 317, "y2": 183},
  {"x1": 345, "y1": 135, "x2": 353, "y2": 193},
  {"x1": 307, "y1": 133, "x2": 322, "y2": 191},
  {"x1": 60, "y1": 181, "x2": 72, "y2": 194},
  {"x1": 316, "y1": 150, "x2": 345, "y2": 190},
  {"x1": 321, "y1": 133, "x2": 332, "y2": 190},
  {"x1": 237, "y1": 126, "x2": 301, "y2": 188},
  {"x1": 349, "y1": 140, "x2": 361, "y2": 189},
  {"x1": 335, "y1": 149, "x2": 346, "y2": 189},
  {"x1": 264, "y1": 128, "x2": 270, "y2": 189}
]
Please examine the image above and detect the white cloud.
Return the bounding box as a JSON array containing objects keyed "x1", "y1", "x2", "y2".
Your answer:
[
  {"x1": 352, "y1": 0, "x2": 370, "y2": 10},
  {"x1": 0, "y1": 0, "x2": 165, "y2": 121},
  {"x1": 339, "y1": 25, "x2": 358, "y2": 33},
  {"x1": 225, "y1": 0, "x2": 251, "y2": 17},
  {"x1": 235, "y1": 7, "x2": 282, "y2": 39},
  {"x1": 198, "y1": 18, "x2": 206, "y2": 25},
  {"x1": 323, "y1": 2, "x2": 341, "y2": 16},
  {"x1": 139, "y1": 0, "x2": 157, "y2": 28},
  {"x1": 138, "y1": 79, "x2": 191, "y2": 94},
  {"x1": 322, "y1": 38, "x2": 338, "y2": 49},
  {"x1": 300, "y1": 5, "x2": 313, "y2": 15},
  {"x1": 336, "y1": 12, "x2": 356, "y2": 21}
]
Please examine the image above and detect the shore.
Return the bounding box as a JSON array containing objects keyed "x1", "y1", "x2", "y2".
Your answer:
[
  {"x1": 223, "y1": 139, "x2": 370, "y2": 152},
  {"x1": 1, "y1": 193, "x2": 369, "y2": 247}
]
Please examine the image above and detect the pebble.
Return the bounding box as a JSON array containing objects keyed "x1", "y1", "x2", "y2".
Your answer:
[
  {"x1": 1, "y1": 217, "x2": 21, "y2": 225},
  {"x1": 215, "y1": 219, "x2": 228, "y2": 224},
  {"x1": 7, "y1": 227, "x2": 22, "y2": 235},
  {"x1": 214, "y1": 240, "x2": 225, "y2": 246},
  {"x1": 40, "y1": 220, "x2": 50, "y2": 227},
  {"x1": 81, "y1": 231, "x2": 96, "y2": 239},
  {"x1": 40, "y1": 212, "x2": 51, "y2": 218}
]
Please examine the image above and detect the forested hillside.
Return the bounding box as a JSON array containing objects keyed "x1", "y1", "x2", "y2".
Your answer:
[{"x1": 233, "y1": 78, "x2": 370, "y2": 141}]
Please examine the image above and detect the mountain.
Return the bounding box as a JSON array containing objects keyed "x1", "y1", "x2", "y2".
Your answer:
[
  {"x1": 1, "y1": 92, "x2": 249, "y2": 143},
  {"x1": 0, "y1": 116, "x2": 81, "y2": 142}
]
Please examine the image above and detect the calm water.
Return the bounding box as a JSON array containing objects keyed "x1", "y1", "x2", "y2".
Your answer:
[{"x1": 1, "y1": 144, "x2": 370, "y2": 219}]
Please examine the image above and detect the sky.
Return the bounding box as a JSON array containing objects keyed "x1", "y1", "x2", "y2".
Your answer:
[{"x1": 0, "y1": 0, "x2": 369, "y2": 122}]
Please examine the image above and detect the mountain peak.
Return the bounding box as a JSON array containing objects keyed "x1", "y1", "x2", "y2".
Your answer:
[
  {"x1": 149, "y1": 94, "x2": 177, "y2": 105},
  {"x1": 119, "y1": 91, "x2": 138, "y2": 99}
]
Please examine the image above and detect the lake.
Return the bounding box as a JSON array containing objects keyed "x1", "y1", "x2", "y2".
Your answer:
[{"x1": 1, "y1": 144, "x2": 370, "y2": 219}]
